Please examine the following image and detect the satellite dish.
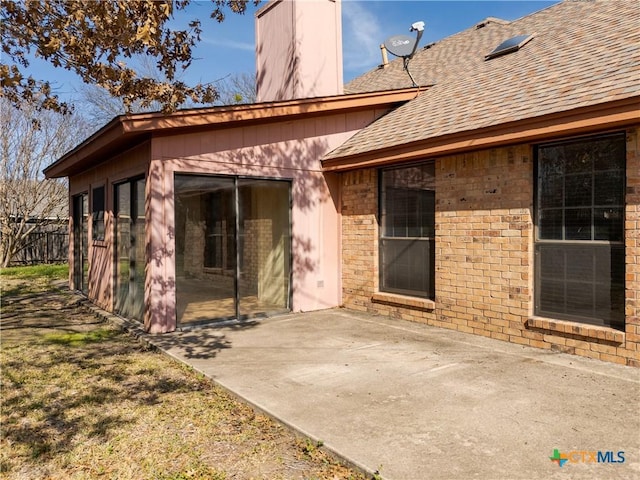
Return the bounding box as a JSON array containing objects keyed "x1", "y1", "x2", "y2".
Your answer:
[
  {"x1": 382, "y1": 21, "x2": 425, "y2": 87},
  {"x1": 384, "y1": 34, "x2": 416, "y2": 58},
  {"x1": 383, "y1": 21, "x2": 425, "y2": 60}
]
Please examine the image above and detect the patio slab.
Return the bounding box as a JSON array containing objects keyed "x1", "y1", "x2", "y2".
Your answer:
[{"x1": 141, "y1": 308, "x2": 640, "y2": 480}]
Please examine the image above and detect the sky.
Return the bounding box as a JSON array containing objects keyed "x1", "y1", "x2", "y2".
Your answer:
[{"x1": 25, "y1": 0, "x2": 558, "y2": 111}]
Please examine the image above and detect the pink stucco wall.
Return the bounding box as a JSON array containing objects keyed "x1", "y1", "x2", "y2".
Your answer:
[{"x1": 146, "y1": 110, "x2": 382, "y2": 332}]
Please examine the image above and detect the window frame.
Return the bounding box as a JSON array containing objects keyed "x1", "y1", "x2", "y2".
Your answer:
[
  {"x1": 378, "y1": 161, "x2": 436, "y2": 300},
  {"x1": 533, "y1": 132, "x2": 626, "y2": 329},
  {"x1": 72, "y1": 192, "x2": 89, "y2": 294},
  {"x1": 113, "y1": 176, "x2": 146, "y2": 320},
  {"x1": 203, "y1": 189, "x2": 236, "y2": 272},
  {"x1": 91, "y1": 185, "x2": 106, "y2": 241}
]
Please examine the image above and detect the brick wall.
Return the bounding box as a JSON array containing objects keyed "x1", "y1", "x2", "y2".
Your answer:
[
  {"x1": 436, "y1": 146, "x2": 533, "y2": 343},
  {"x1": 341, "y1": 170, "x2": 379, "y2": 312},
  {"x1": 624, "y1": 128, "x2": 640, "y2": 366},
  {"x1": 341, "y1": 127, "x2": 640, "y2": 366}
]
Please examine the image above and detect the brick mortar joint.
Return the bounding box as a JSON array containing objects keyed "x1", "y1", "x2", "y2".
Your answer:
[{"x1": 527, "y1": 316, "x2": 625, "y2": 345}]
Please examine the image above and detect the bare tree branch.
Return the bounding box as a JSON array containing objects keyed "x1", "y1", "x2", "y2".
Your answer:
[
  {"x1": 0, "y1": 97, "x2": 89, "y2": 266},
  {"x1": 215, "y1": 72, "x2": 256, "y2": 105}
]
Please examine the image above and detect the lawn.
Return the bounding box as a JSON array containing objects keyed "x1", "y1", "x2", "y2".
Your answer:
[{"x1": 0, "y1": 265, "x2": 366, "y2": 480}]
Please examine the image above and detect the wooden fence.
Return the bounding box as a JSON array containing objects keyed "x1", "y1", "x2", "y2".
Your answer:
[{"x1": 6, "y1": 231, "x2": 69, "y2": 265}]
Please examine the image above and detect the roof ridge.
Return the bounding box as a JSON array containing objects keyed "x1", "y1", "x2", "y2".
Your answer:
[
  {"x1": 475, "y1": 17, "x2": 510, "y2": 29},
  {"x1": 347, "y1": 1, "x2": 565, "y2": 91},
  {"x1": 336, "y1": 0, "x2": 639, "y2": 163},
  {"x1": 430, "y1": 0, "x2": 563, "y2": 47}
]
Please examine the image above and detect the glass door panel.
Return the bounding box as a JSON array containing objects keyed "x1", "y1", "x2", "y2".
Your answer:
[
  {"x1": 114, "y1": 182, "x2": 131, "y2": 313},
  {"x1": 130, "y1": 179, "x2": 145, "y2": 320},
  {"x1": 238, "y1": 179, "x2": 290, "y2": 318},
  {"x1": 175, "y1": 175, "x2": 236, "y2": 324},
  {"x1": 113, "y1": 178, "x2": 145, "y2": 321},
  {"x1": 73, "y1": 193, "x2": 89, "y2": 295}
]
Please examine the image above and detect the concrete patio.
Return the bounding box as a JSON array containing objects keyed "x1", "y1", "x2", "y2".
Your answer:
[{"x1": 115, "y1": 308, "x2": 639, "y2": 480}]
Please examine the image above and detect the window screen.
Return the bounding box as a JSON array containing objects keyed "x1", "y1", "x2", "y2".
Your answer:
[
  {"x1": 535, "y1": 133, "x2": 625, "y2": 329},
  {"x1": 380, "y1": 163, "x2": 435, "y2": 299}
]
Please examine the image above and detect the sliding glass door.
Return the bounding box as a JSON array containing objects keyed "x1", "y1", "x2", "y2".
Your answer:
[
  {"x1": 237, "y1": 179, "x2": 290, "y2": 318},
  {"x1": 174, "y1": 175, "x2": 291, "y2": 325},
  {"x1": 72, "y1": 193, "x2": 88, "y2": 295},
  {"x1": 114, "y1": 178, "x2": 146, "y2": 320},
  {"x1": 175, "y1": 176, "x2": 237, "y2": 321}
]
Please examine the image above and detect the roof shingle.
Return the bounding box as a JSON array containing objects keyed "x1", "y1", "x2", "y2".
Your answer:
[{"x1": 326, "y1": 0, "x2": 640, "y2": 161}]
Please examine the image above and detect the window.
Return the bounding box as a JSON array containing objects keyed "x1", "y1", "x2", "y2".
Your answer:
[
  {"x1": 535, "y1": 133, "x2": 625, "y2": 329},
  {"x1": 380, "y1": 163, "x2": 435, "y2": 299},
  {"x1": 174, "y1": 174, "x2": 291, "y2": 324},
  {"x1": 92, "y1": 186, "x2": 105, "y2": 241},
  {"x1": 203, "y1": 190, "x2": 235, "y2": 270}
]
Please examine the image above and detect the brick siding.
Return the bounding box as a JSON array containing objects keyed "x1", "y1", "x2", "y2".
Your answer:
[
  {"x1": 341, "y1": 170, "x2": 379, "y2": 312},
  {"x1": 341, "y1": 127, "x2": 640, "y2": 367},
  {"x1": 624, "y1": 128, "x2": 640, "y2": 366}
]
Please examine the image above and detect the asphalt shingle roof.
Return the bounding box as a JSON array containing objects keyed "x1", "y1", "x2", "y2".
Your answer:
[{"x1": 326, "y1": 0, "x2": 640, "y2": 161}]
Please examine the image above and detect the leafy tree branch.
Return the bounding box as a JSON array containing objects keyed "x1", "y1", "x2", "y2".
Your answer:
[{"x1": 1, "y1": 0, "x2": 258, "y2": 114}]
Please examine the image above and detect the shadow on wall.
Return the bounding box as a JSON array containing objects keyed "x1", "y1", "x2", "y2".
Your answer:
[
  {"x1": 146, "y1": 166, "x2": 176, "y2": 332},
  {"x1": 256, "y1": 38, "x2": 300, "y2": 102},
  {"x1": 92, "y1": 241, "x2": 113, "y2": 314},
  {"x1": 255, "y1": 11, "x2": 329, "y2": 105},
  {"x1": 146, "y1": 129, "x2": 339, "y2": 331}
]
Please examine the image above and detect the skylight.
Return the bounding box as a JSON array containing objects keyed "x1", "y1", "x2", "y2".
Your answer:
[{"x1": 485, "y1": 33, "x2": 534, "y2": 60}]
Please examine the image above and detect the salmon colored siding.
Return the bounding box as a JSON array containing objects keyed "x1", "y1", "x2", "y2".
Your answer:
[
  {"x1": 68, "y1": 143, "x2": 150, "y2": 311},
  {"x1": 139, "y1": 109, "x2": 385, "y2": 332},
  {"x1": 256, "y1": 0, "x2": 343, "y2": 102}
]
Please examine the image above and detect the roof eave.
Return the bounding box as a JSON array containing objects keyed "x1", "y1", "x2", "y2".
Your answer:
[
  {"x1": 322, "y1": 96, "x2": 640, "y2": 172},
  {"x1": 44, "y1": 88, "x2": 424, "y2": 179},
  {"x1": 43, "y1": 115, "x2": 129, "y2": 178},
  {"x1": 122, "y1": 87, "x2": 425, "y2": 131}
]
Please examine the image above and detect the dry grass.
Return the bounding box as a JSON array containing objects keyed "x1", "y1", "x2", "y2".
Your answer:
[{"x1": 0, "y1": 270, "x2": 366, "y2": 480}]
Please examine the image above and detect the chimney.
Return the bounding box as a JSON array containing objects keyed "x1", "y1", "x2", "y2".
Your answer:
[{"x1": 255, "y1": 0, "x2": 344, "y2": 102}]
